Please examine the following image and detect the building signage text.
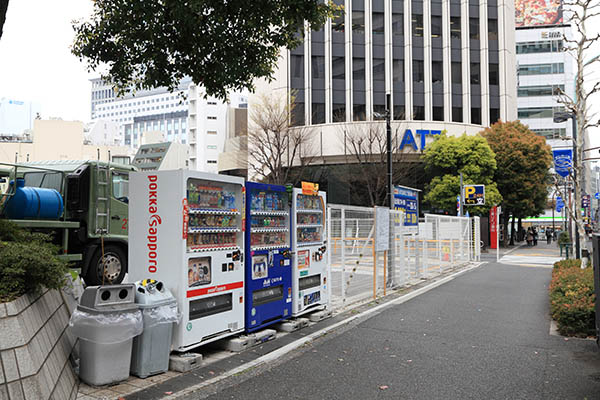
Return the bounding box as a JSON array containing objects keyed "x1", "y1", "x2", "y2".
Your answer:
[{"x1": 399, "y1": 129, "x2": 442, "y2": 152}]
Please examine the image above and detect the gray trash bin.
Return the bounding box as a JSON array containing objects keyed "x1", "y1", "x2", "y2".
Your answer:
[
  {"x1": 69, "y1": 284, "x2": 143, "y2": 386},
  {"x1": 130, "y1": 279, "x2": 179, "y2": 378}
]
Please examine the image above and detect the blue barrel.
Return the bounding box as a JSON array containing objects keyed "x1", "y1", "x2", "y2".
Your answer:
[{"x1": 4, "y1": 178, "x2": 64, "y2": 219}]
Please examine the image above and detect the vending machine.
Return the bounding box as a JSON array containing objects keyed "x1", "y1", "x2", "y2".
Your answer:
[
  {"x1": 129, "y1": 170, "x2": 245, "y2": 351},
  {"x1": 244, "y1": 182, "x2": 292, "y2": 332},
  {"x1": 291, "y1": 186, "x2": 329, "y2": 316}
]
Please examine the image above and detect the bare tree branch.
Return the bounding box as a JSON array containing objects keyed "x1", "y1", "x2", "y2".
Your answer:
[{"x1": 0, "y1": 0, "x2": 8, "y2": 41}]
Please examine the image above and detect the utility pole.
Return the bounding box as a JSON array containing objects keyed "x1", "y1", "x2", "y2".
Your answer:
[
  {"x1": 459, "y1": 172, "x2": 464, "y2": 217},
  {"x1": 385, "y1": 94, "x2": 394, "y2": 287}
]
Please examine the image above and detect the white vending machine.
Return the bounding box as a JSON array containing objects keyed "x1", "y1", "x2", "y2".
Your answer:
[
  {"x1": 291, "y1": 186, "x2": 329, "y2": 316},
  {"x1": 129, "y1": 170, "x2": 245, "y2": 351}
]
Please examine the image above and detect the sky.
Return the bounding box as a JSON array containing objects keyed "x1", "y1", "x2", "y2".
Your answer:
[
  {"x1": 0, "y1": 0, "x2": 599, "y2": 132},
  {"x1": 0, "y1": 0, "x2": 93, "y2": 122}
]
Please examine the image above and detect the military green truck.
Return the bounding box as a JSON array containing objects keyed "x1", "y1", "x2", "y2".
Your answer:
[{"x1": 0, "y1": 160, "x2": 136, "y2": 285}]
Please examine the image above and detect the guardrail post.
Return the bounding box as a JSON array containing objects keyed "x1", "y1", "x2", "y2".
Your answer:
[{"x1": 341, "y1": 208, "x2": 346, "y2": 304}]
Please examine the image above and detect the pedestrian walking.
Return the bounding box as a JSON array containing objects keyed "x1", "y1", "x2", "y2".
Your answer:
[
  {"x1": 546, "y1": 228, "x2": 552, "y2": 244},
  {"x1": 526, "y1": 228, "x2": 533, "y2": 246},
  {"x1": 533, "y1": 227, "x2": 538, "y2": 246}
]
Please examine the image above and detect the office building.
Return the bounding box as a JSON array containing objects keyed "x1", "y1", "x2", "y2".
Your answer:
[
  {"x1": 515, "y1": 0, "x2": 575, "y2": 150},
  {"x1": 250, "y1": 0, "x2": 517, "y2": 198},
  {"x1": 0, "y1": 98, "x2": 41, "y2": 137}
]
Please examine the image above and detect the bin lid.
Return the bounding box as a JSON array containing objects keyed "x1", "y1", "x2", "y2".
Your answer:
[
  {"x1": 78, "y1": 284, "x2": 139, "y2": 313},
  {"x1": 134, "y1": 279, "x2": 176, "y2": 307}
]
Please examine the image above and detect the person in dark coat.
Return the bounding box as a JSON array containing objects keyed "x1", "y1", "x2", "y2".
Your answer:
[{"x1": 546, "y1": 228, "x2": 552, "y2": 244}]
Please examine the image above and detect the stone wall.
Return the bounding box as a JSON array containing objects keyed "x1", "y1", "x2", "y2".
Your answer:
[{"x1": 0, "y1": 289, "x2": 78, "y2": 400}]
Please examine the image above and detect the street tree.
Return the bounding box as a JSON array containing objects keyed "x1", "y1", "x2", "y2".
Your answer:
[
  {"x1": 422, "y1": 133, "x2": 502, "y2": 216},
  {"x1": 482, "y1": 121, "x2": 553, "y2": 246},
  {"x1": 71, "y1": 1, "x2": 339, "y2": 100},
  {"x1": 554, "y1": 0, "x2": 600, "y2": 258},
  {"x1": 248, "y1": 92, "x2": 315, "y2": 185},
  {"x1": 334, "y1": 122, "x2": 423, "y2": 207}
]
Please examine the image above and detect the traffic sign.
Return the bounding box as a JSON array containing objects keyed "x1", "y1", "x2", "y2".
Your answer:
[
  {"x1": 464, "y1": 185, "x2": 485, "y2": 206},
  {"x1": 595, "y1": 192, "x2": 599, "y2": 200}
]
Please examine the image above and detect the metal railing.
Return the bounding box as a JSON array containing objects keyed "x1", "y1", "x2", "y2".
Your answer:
[{"x1": 327, "y1": 204, "x2": 480, "y2": 310}]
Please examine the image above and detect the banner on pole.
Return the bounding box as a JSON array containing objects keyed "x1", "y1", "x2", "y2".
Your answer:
[{"x1": 552, "y1": 149, "x2": 572, "y2": 178}]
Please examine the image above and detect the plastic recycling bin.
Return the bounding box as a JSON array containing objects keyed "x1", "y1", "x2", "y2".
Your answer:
[
  {"x1": 130, "y1": 279, "x2": 179, "y2": 378},
  {"x1": 69, "y1": 284, "x2": 142, "y2": 386}
]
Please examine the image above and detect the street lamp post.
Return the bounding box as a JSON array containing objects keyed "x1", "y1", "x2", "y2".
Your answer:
[{"x1": 554, "y1": 111, "x2": 580, "y2": 259}]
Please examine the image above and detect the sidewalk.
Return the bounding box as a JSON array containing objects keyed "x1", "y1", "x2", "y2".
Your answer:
[{"x1": 183, "y1": 247, "x2": 600, "y2": 399}]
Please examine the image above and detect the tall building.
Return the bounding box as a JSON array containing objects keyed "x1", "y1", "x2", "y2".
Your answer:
[
  {"x1": 90, "y1": 78, "x2": 246, "y2": 173},
  {"x1": 0, "y1": 98, "x2": 41, "y2": 136},
  {"x1": 515, "y1": 0, "x2": 575, "y2": 149},
  {"x1": 249, "y1": 0, "x2": 517, "y2": 199},
  {"x1": 90, "y1": 77, "x2": 192, "y2": 148}
]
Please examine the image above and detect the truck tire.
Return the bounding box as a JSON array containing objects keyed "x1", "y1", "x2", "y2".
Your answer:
[{"x1": 84, "y1": 244, "x2": 127, "y2": 285}]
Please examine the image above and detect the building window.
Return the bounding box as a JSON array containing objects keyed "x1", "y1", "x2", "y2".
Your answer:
[
  {"x1": 413, "y1": 106, "x2": 425, "y2": 120},
  {"x1": 488, "y1": 18, "x2": 498, "y2": 40},
  {"x1": 372, "y1": 12, "x2": 385, "y2": 35},
  {"x1": 450, "y1": 17, "x2": 461, "y2": 39},
  {"x1": 412, "y1": 15, "x2": 423, "y2": 37},
  {"x1": 469, "y1": 17, "x2": 479, "y2": 40},
  {"x1": 432, "y1": 61, "x2": 443, "y2": 83},
  {"x1": 470, "y1": 63, "x2": 480, "y2": 84},
  {"x1": 433, "y1": 106, "x2": 444, "y2": 121},
  {"x1": 291, "y1": 55, "x2": 304, "y2": 79},
  {"x1": 373, "y1": 58, "x2": 385, "y2": 81},
  {"x1": 393, "y1": 60, "x2": 404, "y2": 82},
  {"x1": 207, "y1": 145, "x2": 217, "y2": 149},
  {"x1": 207, "y1": 160, "x2": 217, "y2": 164},
  {"x1": 207, "y1": 130, "x2": 217, "y2": 135},
  {"x1": 471, "y1": 107, "x2": 481, "y2": 125},
  {"x1": 452, "y1": 62, "x2": 462, "y2": 84},
  {"x1": 517, "y1": 107, "x2": 564, "y2": 119},
  {"x1": 413, "y1": 60, "x2": 425, "y2": 82},
  {"x1": 489, "y1": 63, "x2": 499, "y2": 85},
  {"x1": 518, "y1": 63, "x2": 564, "y2": 75},
  {"x1": 352, "y1": 10, "x2": 365, "y2": 33},
  {"x1": 490, "y1": 108, "x2": 500, "y2": 124},
  {"x1": 532, "y1": 128, "x2": 566, "y2": 139},
  {"x1": 332, "y1": 9, "x2": 345, "y2": 31},
  {"x1": 207, "y1": 116, "x2": 217, "y2": 120},
  {"x1": 332, "y1": 57, "x2": 345, "y2": 80},
  {"x1": 452, "y1": 107, "x2": 463, "y2": 122},
  {"x1": 207, "y1": 101, "x2": 217, "y2": 105},
  {"x1": 431, "y1": 16, "x2": 442, "y2": 38},
  {"x1": 311, "y1": 56, "x2": 325, "y2": 79},
  {"x1": 312, "y1": 103, "x2": 326, "y2": 124},
  {"x1": 518, "y1": 84, "x2": 565, "y2": 97},
  {"x1": 516, "y1": 40, "x2": 563, "y2": 54},
  {"x1": 353, "y1": 57, "x2": 366, "y2": 81}
]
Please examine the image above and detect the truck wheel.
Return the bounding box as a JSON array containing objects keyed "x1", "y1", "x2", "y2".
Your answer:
[{"x1": 85, "y1": 245, "x2": 127, "y2": 285}]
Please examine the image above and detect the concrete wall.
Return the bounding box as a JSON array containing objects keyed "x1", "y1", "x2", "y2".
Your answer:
[{"x1": 0, "y1": 289, "x2": 77, "y2": 400}]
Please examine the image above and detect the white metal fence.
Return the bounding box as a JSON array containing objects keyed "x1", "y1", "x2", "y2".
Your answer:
[{"x1": 327, "y1": 205, "x2": 480, "y2": 310}]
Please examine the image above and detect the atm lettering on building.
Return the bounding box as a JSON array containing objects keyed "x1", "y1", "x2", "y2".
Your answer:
[{"x1": 399, "y1": 129, "x2": 442, "y2": 152}]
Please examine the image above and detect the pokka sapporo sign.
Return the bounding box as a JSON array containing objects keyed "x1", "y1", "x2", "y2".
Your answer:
[{"x1": 399, "y1": 129, "x2": 442, "y2": 152}]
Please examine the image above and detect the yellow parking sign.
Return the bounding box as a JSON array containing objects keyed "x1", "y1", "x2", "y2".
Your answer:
[{"x1": 464, "y1": 185, "x2": 485, "y2": 205}]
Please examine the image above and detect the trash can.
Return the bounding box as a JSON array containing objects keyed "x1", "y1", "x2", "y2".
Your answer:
[
  {"x1": 130, "y1": 279, "x2": 179, "y2": 378},
  {"x1": 69, "y1": 284, "x2": 142, "y2": 386}
]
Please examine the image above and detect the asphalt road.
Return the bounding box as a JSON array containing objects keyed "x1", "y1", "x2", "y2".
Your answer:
[{"x1": 187, "y1": 254, "x2": 600, "y2": 400}]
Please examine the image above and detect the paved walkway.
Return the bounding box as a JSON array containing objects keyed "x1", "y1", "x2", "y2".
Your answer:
[{"x1": 188, "y1": 242, "x2": 600, "y2": 399}]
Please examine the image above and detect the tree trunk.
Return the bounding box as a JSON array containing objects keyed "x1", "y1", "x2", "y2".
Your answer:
[
  {"x1": 0, "y1": 0, "x2": 8, "y2": 41},
  {"x1": 518, "y1": 217, "x2": 523, "y2": 242},
  {"x1": 510, "y1": 215, "x2": 516, "y2": 246},
  {"x1": 502, "y1": 212, "x2": 510, "y2": 247}
]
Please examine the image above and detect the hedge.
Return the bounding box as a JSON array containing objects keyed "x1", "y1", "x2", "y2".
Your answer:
[
  {"x1": 549, "y1": 259, "x2": 596, "y2": 337},
  {"x1": 0, "y1": 220, "x2": 69, "y2": 302}
]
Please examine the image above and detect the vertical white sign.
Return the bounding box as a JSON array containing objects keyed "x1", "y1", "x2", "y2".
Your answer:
[{"x1": 375, "y1": 207, "x2": 390, "y2": 252}]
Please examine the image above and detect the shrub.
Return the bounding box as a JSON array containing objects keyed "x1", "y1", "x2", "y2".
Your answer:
[
  {"x1": 0, "y1": 220, "x2": 69, "y2": 302},
  {"x1": 549, "y1": 260, "x2": 595, "y2": 337}
]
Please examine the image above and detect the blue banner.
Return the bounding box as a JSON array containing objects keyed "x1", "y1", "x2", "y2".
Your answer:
[
  {"x1": 394, "y1": 185, "x2": 419, "y2": 227},
  {"x1": 553, "y1": 149, "x2": 572, "y2": 178}
]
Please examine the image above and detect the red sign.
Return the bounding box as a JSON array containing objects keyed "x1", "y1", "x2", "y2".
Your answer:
[
  {"x1": 490, "y1": 206, "x2": 497, "y2": 249},
  {"x1": 186, "y1": 281, "x2": 244, "y2": 298},
  {"x1": 182, "y1": 198, "x2": 189, "y2": 239}
]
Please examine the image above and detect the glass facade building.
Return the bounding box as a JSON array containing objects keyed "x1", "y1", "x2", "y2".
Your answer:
[{"x1": 284, "y1": 0, "x2": 516, "y2": 128}]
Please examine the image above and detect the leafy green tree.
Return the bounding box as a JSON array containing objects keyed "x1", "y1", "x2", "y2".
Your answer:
[
  {"x1": 482, "y1": 120, "x2": 552, "y2": 245},
  {"x1": 0, "y1": 0, "x2": 8, "y2": 41},
  {"x1": 72, "y1": 1, "x2": 339, "y2": 99},
  {"x1": 422, "y1": 133, "x2": 502, "y2": 216}
]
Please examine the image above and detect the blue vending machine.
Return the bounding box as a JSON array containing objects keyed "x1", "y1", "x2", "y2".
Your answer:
[{"x1": 245, "y1": 182, "x2": 292, "y2": 332}]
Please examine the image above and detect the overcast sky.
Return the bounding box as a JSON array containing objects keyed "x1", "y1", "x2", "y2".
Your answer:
[{"x1": 0, "y1": 0, "x2": 599, "y2": 135}]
